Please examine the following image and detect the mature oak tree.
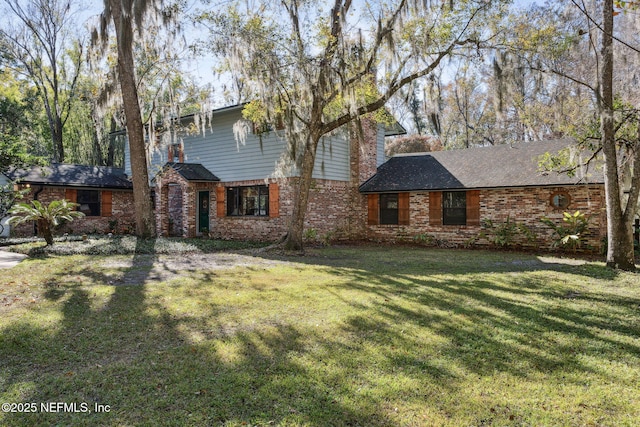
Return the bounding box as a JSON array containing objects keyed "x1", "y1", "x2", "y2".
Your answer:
[{"x1": 200, "y1": 0, "x2": 509, "y2": 250}]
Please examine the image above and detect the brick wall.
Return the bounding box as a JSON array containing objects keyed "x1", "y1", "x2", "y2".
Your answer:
[
  {"x1": 154, "y1": 167, "x2": 218, "y2": 238},
  {"x1": 210, "y1": 178, "x2": 357, "y2": 242},
  {"x1": 366, "y1": 185, "x2": 606, "y2": 251},
  {"x1": 11, "y1": 186, "x2": 135, "y2": 237}
]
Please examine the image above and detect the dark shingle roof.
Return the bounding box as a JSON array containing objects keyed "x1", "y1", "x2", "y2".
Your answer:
[
  {"x1": 6, "y1": 164, "x2": 133, "y2": 189},
  {"x1": 359, "y1": 140, "x2": 604, "y2": 193},
  {"x1": 165, "y1": 163, "x2": 220, "y2": 182}
]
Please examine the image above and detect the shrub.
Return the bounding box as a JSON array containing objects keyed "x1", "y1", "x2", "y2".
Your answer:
[
  {"x1": 8, "y1": 199, "x2": 84, "y2": 245},
  {"x1": 475, "y1": 217, "x2": 536, "y2": 248},
  {"x1": 540, "y1": 211, "x2": 590, "y2": 252}
]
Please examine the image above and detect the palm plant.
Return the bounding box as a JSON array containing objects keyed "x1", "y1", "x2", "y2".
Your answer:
[
  {"x1": 8, "y1": 199, "x2": 84, "y2": 245},
  {"x1": 541, "y1": 211, "x2": 591, "y2": 252}
]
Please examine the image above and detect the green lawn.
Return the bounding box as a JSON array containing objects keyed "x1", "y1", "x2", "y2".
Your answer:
[{"x1": 0, "y1": 244, "x2": 638, "y2": 426}]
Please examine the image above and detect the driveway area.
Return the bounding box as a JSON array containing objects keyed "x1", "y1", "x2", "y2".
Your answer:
[{"x1": 0, "y1": 248, "x2": 27, "y2": 269}]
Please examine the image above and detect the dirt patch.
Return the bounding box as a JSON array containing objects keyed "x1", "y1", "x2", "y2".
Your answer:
[{"x1": 101, "y1": 252, "x2": 292, "y2": 285}]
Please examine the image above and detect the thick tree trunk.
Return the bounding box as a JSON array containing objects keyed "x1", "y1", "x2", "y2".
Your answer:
[
  {"x1": 600, "y1": 0, "x2": 635, "y2": 270},
  {"x1": 284, "y1": 134, "x2": 319, "y2": 251},
  {"x1": 111, "y1": 0, "x2": 156, "y2": 238},
  {"x1": 38, "y1": 219, "x2": 53, "y2": 246}
]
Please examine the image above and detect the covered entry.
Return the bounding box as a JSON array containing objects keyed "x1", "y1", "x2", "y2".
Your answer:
[{"x1": 154, "y1": 163, "x2": 219, "y2": 237}]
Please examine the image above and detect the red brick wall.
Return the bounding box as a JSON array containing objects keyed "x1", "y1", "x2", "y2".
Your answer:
[
  {"x1": 11, "y1": 186, "x2": 135, "y2": 237},
  {"x1": 153, "y1": 167, "x2": 218, "y2": 238},
  {"x1": 210, "y1": 178, "x2": 356, "y2": 242},
  {"x1": 366, "y1": 185, "x2": 606, "y2": 251}
]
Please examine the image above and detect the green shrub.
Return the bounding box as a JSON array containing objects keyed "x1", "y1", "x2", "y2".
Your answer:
[
  {"x1": 475, "y1": 216, "x2": 536, "y2": 248},
  {"x1": 541, "y1": 211, "x2": 590, "y2": 252}
]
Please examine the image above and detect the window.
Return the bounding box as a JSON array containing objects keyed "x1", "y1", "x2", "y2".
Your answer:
[
  {"x1": 380, "y1": 194, "x2": 399, "y2": 225},
  {"x1": 442, "y1": 191, "x2": 467, "y2": 225},
  {"x1": 77, "y1": 190, "x2": 100, "y2": 216},
  {"x1": 226, "y1": 185, "x2": 269, "y2": 217},
  {"x1": 367, "y1": 193, "x2": 409, "y2": 225},
  {"x1": 550, "y1": 191, "x2": 571, "y2": 209}
]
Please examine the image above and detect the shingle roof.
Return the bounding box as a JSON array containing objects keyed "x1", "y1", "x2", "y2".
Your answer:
[
  {"x1": 5, "y1": 164, "x2": 133, "y2": 189},
  {"x1": 359, "y1": 139, "x2": 604, "y2": 193},
  {"x1": 165, "y1": 163, "x2": 220, "y2": 182}
]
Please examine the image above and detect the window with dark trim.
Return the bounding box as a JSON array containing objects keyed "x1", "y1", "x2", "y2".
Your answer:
[
  {"x1": 77, "y1": 190, "x2": 101, "y2": 216},
  {"x1": 380, "y1": 194, "x2": 399, "y2": 225},
  {"x1": 442, "y1": 191, "x2": 466, "y2": 225},
  {"x1": 226, "y1": 185, "x2": 269, "y2": 217},
  {"x1": 367, "y1": 193, "x2": 410, "y2": 226}
]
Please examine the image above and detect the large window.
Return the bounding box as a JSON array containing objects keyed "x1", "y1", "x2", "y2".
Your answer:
[
  {"x1": 380, "y1": 194, "x2": 399, "y2": 225},
  {"x1": 442, "y1": 191, "x2": 466, "y2": 225},
  {"x1": 226, "y1": 185, "x2": 269, "y2": 217},
  {"x1": 77, "y1": 190, "x2": 101, "y2": 216}
]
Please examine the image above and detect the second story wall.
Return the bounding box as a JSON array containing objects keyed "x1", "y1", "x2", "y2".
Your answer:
[{"x1": 125, "y1": 105, "x2": 353, "y2": 183}]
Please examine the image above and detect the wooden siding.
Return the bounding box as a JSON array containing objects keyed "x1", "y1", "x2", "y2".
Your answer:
[
  {"x1": 312, "y1": 130, "x2": 350, "y2": 181},
  {"x1": 126, "y1": 108, "x2": 351, "y2": 182},
  {"x1": 376, "y1": 124, "x2": 386, "y2": 167}
]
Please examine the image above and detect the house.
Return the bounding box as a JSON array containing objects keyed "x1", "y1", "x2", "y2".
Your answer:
[
  {"x1": 359, "y1": 139, "x2": 606, "y2": 250},
  {"x1": 2, "y1": 164, "x2": 135, "y2": 235},
  {"x1": 3, "y1": 102, "x2": 607, "y2": 252},
  {"x1": 4, "y1": 104, "x2": 401, "y2": 241},
  {"x1": 122, "y1": 104, "x2": 404, "y2": 240}
]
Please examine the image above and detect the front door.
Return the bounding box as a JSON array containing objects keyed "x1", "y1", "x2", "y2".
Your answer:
[{"x1": 198, "y1": 191, "x2": 210, "y2": 234}]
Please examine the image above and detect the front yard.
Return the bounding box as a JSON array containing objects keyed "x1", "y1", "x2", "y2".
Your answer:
[{"x1": 0, "y1": 242, "x2": 638, "y2": 426}]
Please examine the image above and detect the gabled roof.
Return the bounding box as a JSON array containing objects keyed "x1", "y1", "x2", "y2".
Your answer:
[
  {"x1": 5, "y1": 164, "x2": 133, "y2": 189},
  {"x1": 359, "y1": 139, "x2": 604, "y2": 193},
  {"x1": 163, "y1": 163, "x2": 220, "y2": 182}
]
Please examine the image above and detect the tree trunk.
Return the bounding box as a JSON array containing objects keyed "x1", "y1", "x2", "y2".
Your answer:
[
  {"x1": 38, "y1": 219, "x2": 53, "y2": 246},
  {"x1": 53, "y1": 117, "x2": 65, "y2": 163},
  {"x1": 110, "y1": 0, "x2": 156, "y2": 238},
  {"x1": 600, "y1": 0, "x2": 635, "y2": 270},
  {"x1": 284, "y1": 134, "x2": 319, "y2": 251}
]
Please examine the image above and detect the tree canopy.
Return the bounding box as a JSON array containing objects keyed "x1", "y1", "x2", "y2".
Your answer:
[{"x1": 198, "y1": 0, "x2": 511, "y2": 250}]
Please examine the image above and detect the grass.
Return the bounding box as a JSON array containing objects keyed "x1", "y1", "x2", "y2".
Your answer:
[
  {"x1": 2, "y1": 235, "x2": 267, "y2": 255},
  {"x1": 0, "y1": 244, "x2": 638, "y2": 426}
]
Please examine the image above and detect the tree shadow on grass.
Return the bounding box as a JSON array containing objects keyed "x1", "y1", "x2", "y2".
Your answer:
[
  {"x1": 0, "y1": 241, "x2": 402, "y2": 426},
  {"x1": 319, "y1": 262, "x2": 640, "y2": 380}
]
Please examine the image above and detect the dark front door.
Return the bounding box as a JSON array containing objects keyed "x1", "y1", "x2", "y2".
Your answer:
[{"x1": 198, "y1": 191, "x2": 210, "y2": 234}]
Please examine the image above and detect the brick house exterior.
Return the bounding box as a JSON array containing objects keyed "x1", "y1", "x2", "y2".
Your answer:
[
  {"x1": 152, "y1": 113, "x2": 382, "y2": 241},
  {"x1": 3, "y1": 104, "x2": 608, "y2": 252},
  {"x1": 360, "y1": 140, "x2": 607, "y2": 251},
  {"x1": 4, "y1": 164, "x2": 135, "y2": 237}
]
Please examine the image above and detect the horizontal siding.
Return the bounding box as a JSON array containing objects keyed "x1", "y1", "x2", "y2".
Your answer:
[
  {"x1": 181, "y1": 109, "x2": 285, "y2": 182},
  {"x1": 123, "y1": 108, "x2": 353, "y2": 183},
  {"x1": 313, "y1": 130, "x2": 350, "y2": 181},
  {"x1": 377, "y1": 124, "x2": 386, "y2": 167}
]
